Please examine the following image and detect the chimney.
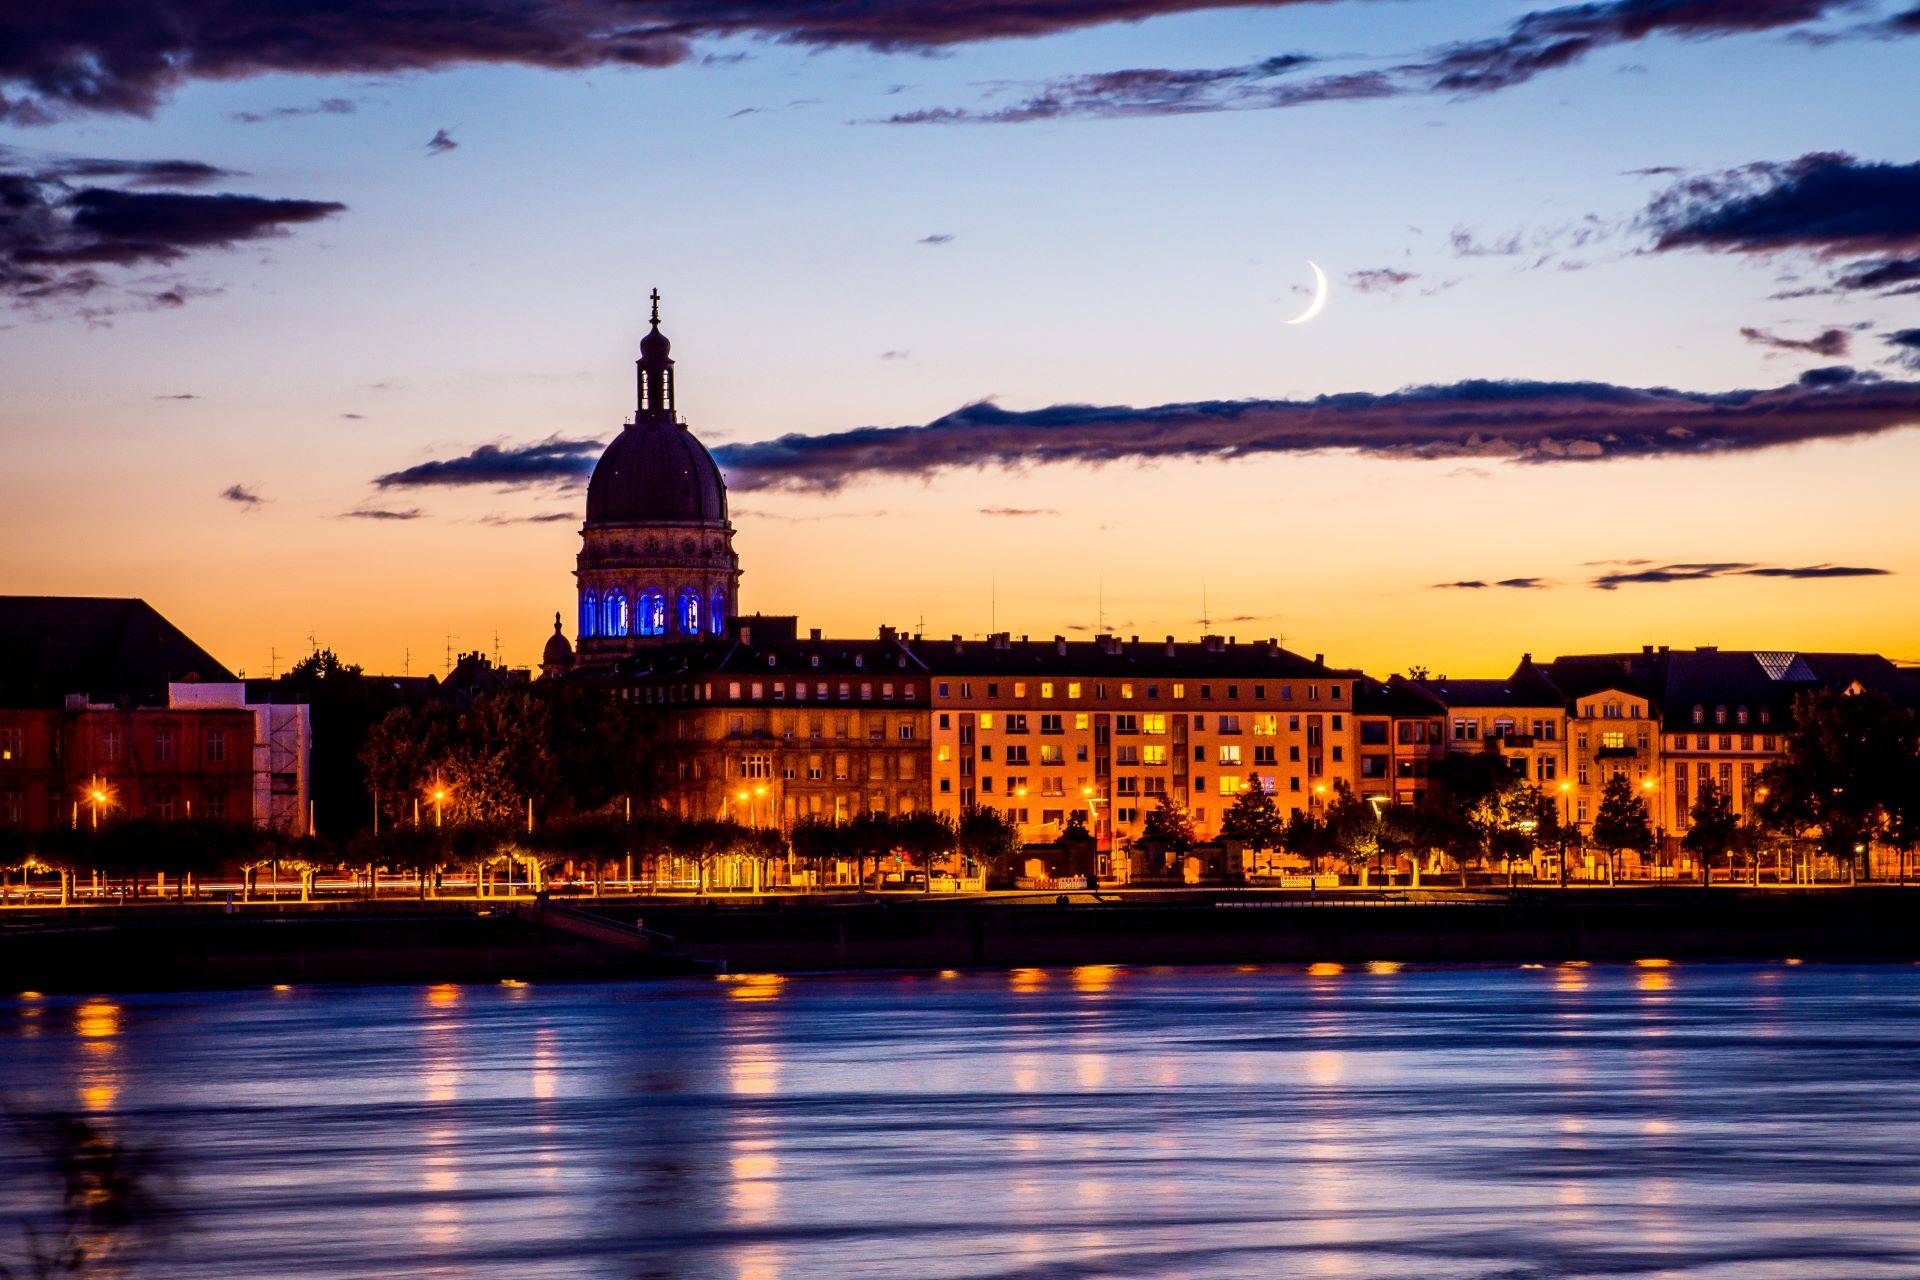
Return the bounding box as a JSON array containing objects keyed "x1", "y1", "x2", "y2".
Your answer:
[
  {"x1": 990, "y1": 632, "x2": 1011, "y2": 651},
  {"x1": 1521, "y1": 651, "x2": 1533, "y2": 664},
  {"x1": 1055, "y1": 635, "x2": 1067, "y2": 656},
  {"x1": 1203, "y1": 635, "x2": 1225, "y2": 653},
  {"x1": 1643, "y1": 644, "x2": 1654, "y2": 658},
  {"x1": 809, "y1": 627, "x2": 822, "y2": 641},
  {"x1": 1314, "y1": 653, "x2": 1324, "y2": 666},
  {"x1": 879, "y1": 625, "x2": 897, "y2": 641},
  {"x1": 1228, "y1": 635, "x2": 1237, "y2": 645}
]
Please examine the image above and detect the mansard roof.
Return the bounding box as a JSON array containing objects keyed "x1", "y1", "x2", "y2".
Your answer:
[
  {"x1": 910, "y1": 633, "x2": 1355, "y2": 680},
  {"x1": 0, "y1": 596, "x2": 234, "y2": 707}
]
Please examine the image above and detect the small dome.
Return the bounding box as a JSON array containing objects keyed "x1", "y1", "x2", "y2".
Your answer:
[
  {"x1": 585, "y1": 416, "x2": 728, "y2": 524},
  {"x1": 542, "y1": 613, "x2": 574, "y2": 668},
  {"x1": 639, "y1": 323, "x2": 671, "y2": 362}
]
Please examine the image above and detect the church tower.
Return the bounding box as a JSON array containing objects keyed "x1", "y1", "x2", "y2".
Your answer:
[{"x1": 572, "y1": 292, "x2": 740, "y2": 658}]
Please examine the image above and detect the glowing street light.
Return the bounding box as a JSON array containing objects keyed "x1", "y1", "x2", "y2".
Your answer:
[
  {"x1": 431, "y1": 785, "x2": 448, "y2": 828},
  {"x1": 86, "y1": 780, "x2": 111, "y2": 830}
]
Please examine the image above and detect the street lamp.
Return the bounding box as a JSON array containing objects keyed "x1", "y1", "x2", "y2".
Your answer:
[
  {"x1": 431, "y1": 786, "x2": 447, "y2": 828},
  {"x1": 87, "y1": 781, "x2": 110, "y2": 830}
]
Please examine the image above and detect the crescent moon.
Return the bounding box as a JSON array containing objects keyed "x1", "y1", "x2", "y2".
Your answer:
[{"x1": 1285, "y1": 260, "x2": 1329, "y2": 325}]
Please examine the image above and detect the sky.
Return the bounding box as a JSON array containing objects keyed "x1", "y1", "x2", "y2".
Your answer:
[{"x1": 2, "y1": 0, "x2": 1918, "y2": 678}]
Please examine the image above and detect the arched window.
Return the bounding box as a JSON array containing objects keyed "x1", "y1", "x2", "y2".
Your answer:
[
  {"x1": 677, "y1": 588, "x2": 701, "y2": 636},
  {"x1": 637, "y1": 589, "x2": 666, "y2": 636},
  {"x1": 709, "y1": 590, "x2": 727, "y2": 636},
  {"x1": 581, "y1": 590, "x2": 599, "y2": 638},
  {"x1": 605, "y1": 589, "x2": 629, "y2": 638},
  {"x1": 1691, "y1": 704, "x2": 1704, "y2": 725},
  {"x1": 1714, "y1": 705, "x2": 1728, "y2": 725}
]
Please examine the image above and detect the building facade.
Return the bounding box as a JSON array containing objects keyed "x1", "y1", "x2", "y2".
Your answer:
[{"x1": 0, "y1": 598, "x2": 291, "y2": 832}]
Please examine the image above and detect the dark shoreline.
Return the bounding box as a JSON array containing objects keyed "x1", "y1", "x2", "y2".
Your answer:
[{"x1": 5, "y1": 888, "x2": 1918, "y2": 994}]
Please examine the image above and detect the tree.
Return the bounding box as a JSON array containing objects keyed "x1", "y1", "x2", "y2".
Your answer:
[
  {"x1": 1060, "y1": 808, "x2": 1091, "y2": 843},
  {"x1": 1137, "y1": 796, "x2": 1197, "y2": 874},
  {"x1": 1324, "y1": 782, "x2": 1380, "y2": 875},
  {"x1": 787, "y1": 815, "x2": 846, "y2": 886},
  {"x1": 1755, "y1": 687, "x2": 1920, "y2": 880},
  {"x1": 1219, "y1": 779, "x2": 1285, "y2": 851},
  {"x1": 958, "y1": 806, "x2": 1022, "y2": 882},
  {"x1": 1425, "y1": 745, "x2": 1530, "y2": 886},
  {"x1": 1682, "y1": 779, "x2": 1738, "y2": 886},
  {"x1": 274, "y1": 649, "x2": 410, "y2": 839},
  {"x1": 844, "y1": 809, "x2": 899, "y2": 887},
  {"x1": 1281, "y1": 809, "x2": 1332, "y2": 873},
  {"x1": 892, "y1": 811, "x2": 957, "y2": 890},
  {"x1": 1590, "y1": 773, "x2": 1655, "y2": 882}
]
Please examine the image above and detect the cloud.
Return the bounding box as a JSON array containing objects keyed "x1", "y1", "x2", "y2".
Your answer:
[
  {"x1": 1740, "y1": 325, "x2": 1851, "y2": 357},
  {"x1": 154, "y1": 392, "x2": 198, "y2": 400},
  {"x1": 477, "y1": 511, "x2": 574, "y2": 525},
  {"x1": 1644, "y1": 153, "x2": 1920, "y2": 291},
  {"x1": 1591, "y1": 561, "x2": 1891, "y2": 589},
  {"x1": 231, "y1": 97, "x2": 358, "y2": 124},
  {"x1": 1, "y1": 164, "x2": 344, "y2": 314},
  {"x1": 917, "y1": 233, "x2": 954, "y2": 245},
  {"x1": 1433, "y1": 577, "x2": 1549, "y2": 590},
  {"x1": 220, "y1": 483, "x2": 265, "y2": 508},
  {"x1": 425, "y1": 128, "x2": 458, "y2": 155},
  {"x1": 703, "y1": 373, "x2": 1920, "y2": 493},
  {"x1": 879, "y1": 349, "x2": 910, "y2": 361},
  {"x1": 1347, "y1": 267, "x2": 1418, "y2": 294},
  {"x1": 340, "y1": 506, "x2": 425, "y2": 521},
  {"x1": 979, "y1": 506, "x2": 1059, "y2": 517},
  {"x1": 23, "y1": 155, "x2": 238, "y2": 187},
  {"x1": 881, "y1": 1, "x2": 1891, "y2": 125},
  {"x1": 1887, "y1": 329, "x2": 1920, "y2": 371},
  {"x1": 0, "y1": 0, "x2": 1347, "y2": 123},
  {"x1": 1834, "y1": 257, "x2": 1920, "y2": 292},
  {"x1": 373, "y1": 435, "x2": 602, "y2": 489}
]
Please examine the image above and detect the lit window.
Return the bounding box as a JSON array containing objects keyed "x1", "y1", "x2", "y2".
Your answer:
[
  {"x1": 979, "y1": 713, "x2": 994, "y2": 729},
  {"x1": 1040, "y1": 682, "x2": 1054, "y2": 698},
  {"x1": 1067, "y1": 682, "x2": 1082, "y2": 699},
  {"x1": 580, "y1": 590, "x2": 599, "y2": 638},
  {"x1": 710, "y1": 590, "x2": 727, "y2": 636},
  {"x1": 1172, "y1": 683, "x2": 1185, "y2": 699},
  {"x1": 677, "y1": 589, "x2": 701, "y2": 636},
  {"x1": 1120, "y1": 683, "x2": 1134, "y2": 700}
]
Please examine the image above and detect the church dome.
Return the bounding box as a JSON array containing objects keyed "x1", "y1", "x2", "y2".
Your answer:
[
  {"x1": 542, "y1": 613, "x2": 574, "y2": 669},
  {"x1": 585, "y1": 417, "x2": 729, "y2": 525}
]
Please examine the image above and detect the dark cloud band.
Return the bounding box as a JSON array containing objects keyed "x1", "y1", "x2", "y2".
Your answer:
[
  {"x1": 701, "y1": 374, "x2": 1920, "y2": 492},
  {"x1": 1592, "y1": 561, "x2": 1890, "y2": 589}
]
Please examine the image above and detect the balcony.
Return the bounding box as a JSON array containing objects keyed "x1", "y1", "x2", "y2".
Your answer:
[{"x1": 1594, "y1": 744, "x2": 1641, "y2": 760}]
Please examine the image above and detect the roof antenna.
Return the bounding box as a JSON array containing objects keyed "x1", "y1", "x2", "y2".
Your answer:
[
  {"x1": 990, "y1": 576, "x2": 997, "y2": 635},
  {"x1": 1097, "y1": 571, "x2": 1106, "y2": 634},
  {"x1": 1201, "y1": 578, "x2": 1210, "y2": 633}
]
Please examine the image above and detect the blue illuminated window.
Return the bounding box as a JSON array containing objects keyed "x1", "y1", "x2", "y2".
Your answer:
[
  {"x1": 638, "y1": 589, "x2": 666, "y2": 636},
  {"x1": 580, "y1": 590, "x2": 598, "y2": 638},
  {"x1": 677, "y1": 588, "x2": 701, "y2": 636},
  {"x1": 605, "y1": 590, "x2": 630, "y2": 637},
  {"x1": 710, "y1": 590, "x2": 727, "y2": 636}
]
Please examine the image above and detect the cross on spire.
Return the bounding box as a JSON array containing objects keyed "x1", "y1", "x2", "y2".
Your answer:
[{"x1": 649, "y1": 288, "x2": 661, "y2": 326}]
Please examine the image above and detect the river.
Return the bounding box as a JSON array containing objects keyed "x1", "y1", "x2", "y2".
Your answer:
[{"x1": 5, "y1": 962, "x2": 1920, "y2": 1278}]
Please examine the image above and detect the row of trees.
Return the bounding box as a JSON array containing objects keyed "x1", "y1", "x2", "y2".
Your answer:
[
  {"x1": 0, "y1": 805, "x2": 1029, "y2": 897},
  {"x1": 359, "y1": 678, "x2": 666, "y2": 829}
]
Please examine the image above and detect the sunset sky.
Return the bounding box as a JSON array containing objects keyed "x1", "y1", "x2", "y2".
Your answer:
[{"x1": 3, "y1": 0, "x2": 1918, "y2": 678}]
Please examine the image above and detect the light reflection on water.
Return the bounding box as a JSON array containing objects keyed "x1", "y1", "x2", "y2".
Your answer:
[{"x1": 5, "y1": 963, "x2": 1920, "y2": 1279}]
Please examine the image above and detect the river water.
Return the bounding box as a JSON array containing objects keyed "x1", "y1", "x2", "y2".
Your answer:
[{"x1": 5, "y1": 962, "x2": 1920, "y2": 1279}]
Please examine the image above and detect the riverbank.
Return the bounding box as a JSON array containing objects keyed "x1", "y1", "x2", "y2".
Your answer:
[{"x1": 5, "y1": 887, "x2": 1919, "y2": 992}]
